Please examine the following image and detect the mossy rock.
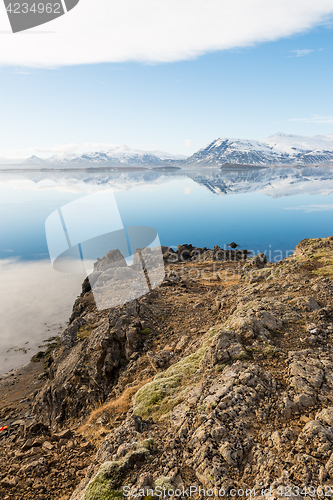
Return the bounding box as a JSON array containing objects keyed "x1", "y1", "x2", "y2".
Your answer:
[
  {"x1": 140, "y1": 328, "x2": 152, "y2": 336},
  {"x1": 77, "y1": 325, "x2": 95, "y2": 341},
  {"x1": 82, "y1": 477, "x2": 123, "y2": 500},
  {"x1": 294, "y1": 237, "x2": 333, "y2": 279},
  {"x1": 133, "y1": 328, "x2": 217, "y2": 420}
]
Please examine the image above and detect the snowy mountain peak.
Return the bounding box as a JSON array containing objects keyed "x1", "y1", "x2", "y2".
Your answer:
[
  {"x1": 183, "y1": 133, "x2": 333, "y2": 167},
  {"x1": 22, "y1": 155, "x2": 49, "y2": 165},
  {"x1": 21, "y1": 146, "x2": 185, "y2": 168}
]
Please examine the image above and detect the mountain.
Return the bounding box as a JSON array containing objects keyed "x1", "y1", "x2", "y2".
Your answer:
[
  {"x1": 183, "y1": 133, "x2": 333, "y2": 166},
  {"x1": 22, "y1": 155, "x2": 50, "y2": 165},
  {"x1": 21, "y1": 146, "x2": 185, "y2": 168},
  {"x1": 18, "y1": 134, "x2": 333, "y2": 168}
]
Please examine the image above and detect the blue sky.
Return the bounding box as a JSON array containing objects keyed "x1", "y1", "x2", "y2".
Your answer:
[{"x1": 0, "y1": 12, "x2": 332, "y2": 158}]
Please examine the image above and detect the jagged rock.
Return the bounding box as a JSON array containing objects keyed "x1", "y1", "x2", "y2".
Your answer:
[
  {"x1": 199, "y1": 330, "x2": 246, "y2": 368},
  {"x1": 251, "y1": 253, "x2": 267, "y2": 269}
]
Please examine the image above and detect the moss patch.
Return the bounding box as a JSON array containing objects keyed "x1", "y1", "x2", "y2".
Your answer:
[
  {"x1": 82, "y1": 478, "x2": 123, "y2": 500},
  {"x1": 294, "y1": 237, "x2": 333, "y2": 279},
  {"x1": 77, "y1": 325, "x2": 95, "y2": 341},
  {"x1": 141, "y1": 328, "x2": 152, "y2": 335},
  {"x1": 133, "y1": 328, "x2": 217, "y2": 420}
]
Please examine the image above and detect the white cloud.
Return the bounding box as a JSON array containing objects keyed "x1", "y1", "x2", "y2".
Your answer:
[
  {"x1": 289, "y1": 48, "x2": 314, "y2": 57},
  {"x1": 0, "y1": 1, "x2": 333, "y2": 67},
  {"x1": 184, "y1": 187, "x2": 193, "y2": 195},
  {"x1": 289, "y1": 115, "x2": 333, "y2": 124},
  {"x1": 184, "y1": 139, "x2": 193, "y2": 148}
]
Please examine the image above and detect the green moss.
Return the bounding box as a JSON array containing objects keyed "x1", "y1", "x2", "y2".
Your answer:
[
  {"x1": 263, "y1": 346, "x2": 280, "y2": 357},
  {"x1": 140, "y1": 328, "x2": 152, "y2": 335},
  {"x1": 77, "y1": 325, "x2": 95, "y2": 341},
  {"x1": 234, "y1": 352, "x2": 249, "y2": 361},
  {"x1": 81, "y1": 461, "x2": 122, "y2": 499},
  {"x1": 246, "y1": 346, "x2": 260, "y2": 354},
  {"x1": 82, "y1": 479, "x2": 123, "y2": 500},
  {"x1": 133, "y1": 328, "x2": 217, "y2": 420},
  {"x1": 214, "y1": 362, "x2": 230, "y2": 372},
  {"x1": 294, "y1": 237, "x2": 333, "y2": 279}
]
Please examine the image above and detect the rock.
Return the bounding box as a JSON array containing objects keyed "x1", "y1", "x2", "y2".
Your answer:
[
  {"x1": 53, "y1": 429, "x2": 73, "y2": 440},
  {"x1": 21, "y1": 438, "x2": 33, "y2": 451},
  {"x1": 251, "y1": 253, "x2": 267, "y2": 269},
  {"x1": 1, "y1": 476, "x2": 19, "y2": 487},
  {"x1": 42, "y1": 440, "x2": 54, "y2": 451},
  {"x1": 316, "y1": 408, "x2": 333, "y2": 427},
  {"x1": 290, "y1": 296, "x2": 321, "y2": 312},
  {"x1": 199, "y1": 329, "x2": 246, "y2": 369}
]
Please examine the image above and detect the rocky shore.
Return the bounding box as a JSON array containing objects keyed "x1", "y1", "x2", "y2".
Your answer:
[{"x1": 1, "y1": 237, "x2": 333, "y2": 500}]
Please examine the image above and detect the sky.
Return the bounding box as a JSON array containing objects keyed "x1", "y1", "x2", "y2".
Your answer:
[{"x1": 0, "y1": 0, "x2": 333, "y2": 160}]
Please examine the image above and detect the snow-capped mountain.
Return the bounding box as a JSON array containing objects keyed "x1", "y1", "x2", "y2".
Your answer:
[
  {"x1": 22, "y1": 155, "x2": 51, "y2": 165},
  {"x1": 18, "y1": 133, "x2": 333, "y2": 168},
  {"x1": 183, "y1": 133, "x2": 333, "y2": 166},
  {"x1": 22, "y1": 146, "x2": 185, "y2": 167}
]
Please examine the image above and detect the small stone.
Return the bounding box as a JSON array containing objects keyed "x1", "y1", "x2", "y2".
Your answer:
[
  {"x1": 42, "y1": 440, "x2": 54, "y2": 451},
  {"x1": 21, "y1": 438, "x2": 33, "y2": 451},
  {"x1": 53, "y1": 429, "x2": 73, "y2": 440}
]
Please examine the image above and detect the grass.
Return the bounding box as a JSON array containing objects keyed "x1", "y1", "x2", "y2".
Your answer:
[
  {"x1": 294, "y1": 237, "x2": 333, "y2": 279},
  {"x1": 79, "y1": 379, "x2": 151, "y2": 443}
]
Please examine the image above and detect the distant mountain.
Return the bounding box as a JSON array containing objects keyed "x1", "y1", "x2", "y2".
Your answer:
[
  {"x1": 18, "y1": 134, "x2": 333, "y2": 168},
  {"x1": 22, "y1": 155, "x2": 50, "y2": 165},
  {"x1": 22, "y1": 146, "x2": 185, "y2": 168},
  {"x1": 182, "y1": 133, "x2": 333, "y2": 166}
]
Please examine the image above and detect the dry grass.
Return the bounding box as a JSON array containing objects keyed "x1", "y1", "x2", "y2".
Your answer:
[{"x1": 79, "y1": 378, "x2": 152, "y2": 444}]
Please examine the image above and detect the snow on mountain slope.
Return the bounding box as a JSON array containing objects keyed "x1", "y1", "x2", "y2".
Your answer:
[
  {"x1": 184, "y1": 133, "x2": 333, "y2": 166},
  {"x1": 19, "y1": 134, "x2": 333, "y2": 168},
  {"x1": 22, "y1": 155, "x2": 50, "y2": 165},
  {"x1": 264, "y1": 133, "x2": 333, "y2": 154},
  {"x1": 21, "y1": 146, "x2": 184, "y2": 167}
]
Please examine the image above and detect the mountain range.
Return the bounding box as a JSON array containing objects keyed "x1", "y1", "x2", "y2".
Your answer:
[
  {"x1": 22, "y1": 146, "x2": 185, "y2": 167},
  {"x1": 19, "y1": 133, "x2": 333, "y2": 168}
]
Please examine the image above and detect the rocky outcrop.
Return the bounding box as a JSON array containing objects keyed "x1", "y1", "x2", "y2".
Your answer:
[
  {"x1": 32, "y1": 298, "x2": 157, "y2": 426},
  {"x1": 1, "y1": 236, "x2": 333, "y2": 500},
  {"x1": 68, "y1": 236, "x2": 333, "y2": 500}
]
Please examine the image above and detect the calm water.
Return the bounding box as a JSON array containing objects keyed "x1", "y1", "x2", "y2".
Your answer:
[{"x1": 0, "y1": 165, "x2": 333, "y2": 373}]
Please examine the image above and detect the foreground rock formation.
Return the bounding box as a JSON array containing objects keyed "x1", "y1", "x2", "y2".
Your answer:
[{"x1": 0, "y1": 237, "x2": 333, "y2": 500}]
